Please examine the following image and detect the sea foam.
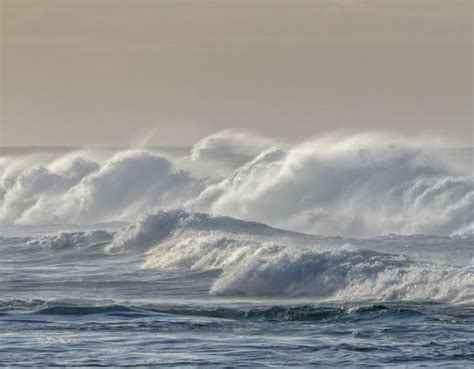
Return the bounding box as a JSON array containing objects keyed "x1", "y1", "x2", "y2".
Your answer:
[
  {"x1": 108, "y1": 210, "x2": 474, "y2": 303},
  {"x1": 1, "y1": 131, "x2": 472, "y2": 238}
]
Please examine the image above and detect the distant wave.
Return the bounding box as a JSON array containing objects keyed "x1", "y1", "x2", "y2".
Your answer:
[
  {"x1": 26, "y1": 230, "x2": 114, "y2": 250},
  {"x1": 1, "y1": 131, "x2": 472, "y2": 237},
  {"x1": 0, "y1": 151, "x2": 203, "y2": 225},
  {"x1": 187, "y1": 134, "x2": 473, "y2": 237}
]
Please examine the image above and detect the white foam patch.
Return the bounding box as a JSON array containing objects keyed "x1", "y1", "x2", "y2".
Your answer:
[
  {"x1": 211, "y1": 248, "x2": 472, "y2": 303},
  {"x1": 110, "y1": 210, "x2": 473, "y2": 303},
  {"x1": 27, "y1": 230, "x2": 114, "y2": 250}
]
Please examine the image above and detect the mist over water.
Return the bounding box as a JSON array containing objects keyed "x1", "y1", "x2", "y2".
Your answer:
[
  {"x1": 1, "y1": 131, "x2": 473, "y2": 366},
  {"x1": 1, "y1": 131, "x2": 472, "y2": 237}
]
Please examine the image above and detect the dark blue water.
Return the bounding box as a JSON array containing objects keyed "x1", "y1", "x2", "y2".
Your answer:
[{"x1": 1, "y1": 299, "x2": 473, "y2": 367}]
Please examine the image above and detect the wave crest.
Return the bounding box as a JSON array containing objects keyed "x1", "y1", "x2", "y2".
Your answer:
[
  {"x1": 189, "y1": 135, "x2": 473, "y2": 237},
  {"x1": 27, "y1": 230, "x2": 114, "y2": 250},
  {"x1": 109, "y1": 210, "x2": 474, "y2": 303},
  {"x1": 212, "y1": 248, "x2": 473, "y2": 303},
  {"x1": 1, "y1": 132, "x2": 472, "y2": 238}
]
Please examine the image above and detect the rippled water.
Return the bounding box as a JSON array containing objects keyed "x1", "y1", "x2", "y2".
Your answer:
[{"x1": 2, "y1": 300, "x2": 473, "y2": 367}]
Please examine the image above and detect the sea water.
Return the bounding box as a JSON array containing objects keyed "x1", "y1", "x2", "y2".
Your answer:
[{"x1": 0, "y1": 133, "x2": 472, "y2": 367}]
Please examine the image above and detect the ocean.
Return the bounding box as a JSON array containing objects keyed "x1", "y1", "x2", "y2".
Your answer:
[{"x1": 0, "y1": 133, "x2": 472, "y2": 367}]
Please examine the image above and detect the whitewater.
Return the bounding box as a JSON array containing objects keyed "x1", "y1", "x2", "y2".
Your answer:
[{"x1": 1, "y1": 131, "x2": 473, "y2": 367}]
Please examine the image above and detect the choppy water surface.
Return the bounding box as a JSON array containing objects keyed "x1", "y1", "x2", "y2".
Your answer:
[
  {"x1": 0, "y1": 138, "x2": 472, "y2": 366},
  {"x1": 1, "y1": 218, "x2": 472, "y2": 367},
  {"x1": 2, "y1": 299, "x2": 473, "y2": 367}
]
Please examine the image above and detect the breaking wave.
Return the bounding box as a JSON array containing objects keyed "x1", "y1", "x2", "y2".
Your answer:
[
  {"x1": 106, "y1": 210, "x2": 473, "y2": 303},
  {"x1": 1, "y1": 131, "x2": 472, "y2": 237},
  {"x1": 188, "y1": 135, "x2": 473, "y2": 237},
  {"x1": 0, "y1": 150, "x2": 203, "y2": 225},
  {"x1": 26, "y1": 230, "x2": 114, "y2": 250},
  {"x1": 4, "y1": 208, "x2": 472, "y2": 302},
  {"x1": 211, "y1": 248, "x2": 471, "y2": 302}
]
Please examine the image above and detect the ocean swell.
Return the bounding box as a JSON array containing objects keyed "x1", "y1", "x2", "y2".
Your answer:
[{"x1": 1, "y1": 298, "x2": 450, "y2": 323}]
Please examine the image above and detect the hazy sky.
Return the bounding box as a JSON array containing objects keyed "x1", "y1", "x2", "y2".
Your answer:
[{"x1": 1, "y1": 0, "x2": 472, "y2": 146}]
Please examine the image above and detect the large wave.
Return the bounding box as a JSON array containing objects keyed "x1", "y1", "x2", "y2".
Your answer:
[
  {"x1": 1, "y1": 131, "x2": 472, "y2": 237},
  {"x1": 188, "y1": 134, "x2": 473, "y2": 237},
  {"x1": 0, "y1": 150, "x2": 204, "y2": 225},
  {"x1": 13, "y1": 209, "x2": 472, "y2": 302},
  {"x1": 107, "y1": 210, "x2": 473, "y2": 302}
]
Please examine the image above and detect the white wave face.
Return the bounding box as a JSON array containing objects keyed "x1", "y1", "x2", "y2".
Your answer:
[
  {"x1": 1, "y1": 131, "x2": 472, "y2": 238},
  {"x1": 0, "y1": 157, "x2": 99, "y2": 225},
  {"x1": 1, "y1": 151, "x2": 204, "y2": 225},
  {"x1": 108, "y1": 210, "x2": 473, "y2": 303},
  {"x1": 189, "y1": 134, "x2": 473, "y2": 237},
  {"x1": 212, "y1": 248, "x2": 472, "y2": 302}
]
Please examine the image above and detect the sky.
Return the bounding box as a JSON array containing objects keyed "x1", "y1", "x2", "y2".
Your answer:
[{"x1": 0, "y1": 0, "x2": 472, "y2": 147}]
